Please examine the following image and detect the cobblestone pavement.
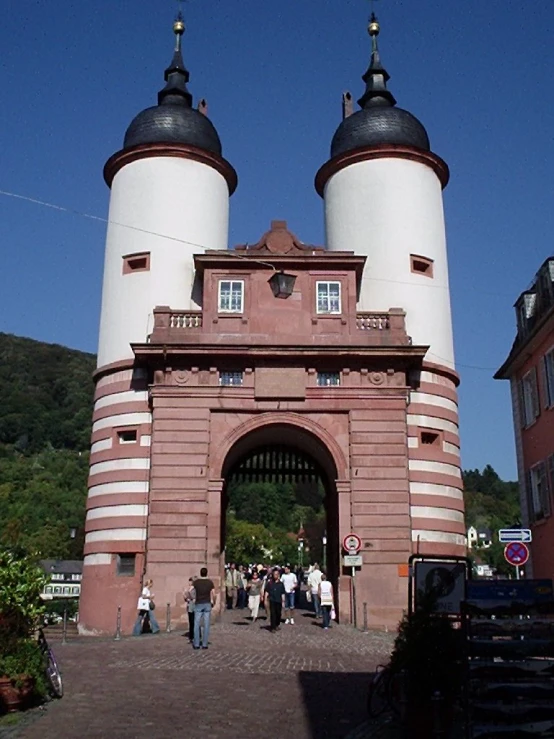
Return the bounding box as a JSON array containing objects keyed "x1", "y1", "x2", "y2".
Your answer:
[{"x1": 3, "y1": 608, "x2": 397, "y2": 739}]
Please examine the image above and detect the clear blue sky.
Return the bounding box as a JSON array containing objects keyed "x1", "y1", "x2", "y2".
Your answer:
[{"x1": 2, "y1": 0, "x2": 553, "y2": 480}]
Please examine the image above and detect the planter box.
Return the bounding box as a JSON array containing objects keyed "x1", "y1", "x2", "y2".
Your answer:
[{"x1": 0, "y1": 676, "x2": 34, "y2": 713}]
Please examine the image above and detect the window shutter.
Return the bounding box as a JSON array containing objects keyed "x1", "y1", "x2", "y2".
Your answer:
[
  {"x1": 531, "y1": 368, "x2": 540, "y2": 419},
  {"x1": 548, "y1": 455, "x2": 554, "y2": 516},
  {"x1": 539, "y1": 462, "x2": 550, "y2": 518},
  {"x1": 518, "y1": 379, "x2": 526, "y2": 428},
  {"x1": 525, "y1": 469, "x2": 534, "y2": 522},
  {"x1": 540, "y1": 356, "x2": 549, "y2": 409}
]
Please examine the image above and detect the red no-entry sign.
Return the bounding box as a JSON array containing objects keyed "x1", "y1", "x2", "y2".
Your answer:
[
  {"x1": 342, "y1": 533, "x2": 362, "y2": 553},
  {"x1": 504, "y1": 541, "x2": 529, "y2": 566}
]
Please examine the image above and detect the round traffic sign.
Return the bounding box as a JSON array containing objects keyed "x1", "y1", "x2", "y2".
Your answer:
[
  {"x1": 342, "y1": 533, "x2": 362, "y2": 553},
  {"x1": 504, "y1": 541, "x2": 529, "y2": 566}
]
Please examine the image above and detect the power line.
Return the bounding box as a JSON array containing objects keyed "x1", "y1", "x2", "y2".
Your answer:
[
  {"x1": 0, "y1": 187, "x2": 506, "y2": 372},
  {"x1": 0, "y1": 188, "x2": 517, "y2": 299}
]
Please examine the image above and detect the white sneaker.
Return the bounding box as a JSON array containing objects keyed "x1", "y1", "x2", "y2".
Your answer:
[
  {"x1": 285, "y1": 618, "x2": 290, "y2": 624},
  {"x1": 290, "y1": 618, "x2": 295, "y2": 624}
]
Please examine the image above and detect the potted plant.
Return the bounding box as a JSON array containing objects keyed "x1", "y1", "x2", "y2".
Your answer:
[
  {"x1": 389, "y1": 604, "x2": 465, "y2": 735},
  {"x1": 0, "y1": 640, "x2": 48, "y2": 712},
  {"x1": 0, "y1": 549, "x2": 49, "y2": 713}
]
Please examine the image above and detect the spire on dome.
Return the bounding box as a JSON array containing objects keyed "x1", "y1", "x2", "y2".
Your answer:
[
  {"x1": 358, "y1": 14, "x2": 397, "y2": 109},
  {"x1": 158, "y1": 11, "x2": 193, "y2": 107}
]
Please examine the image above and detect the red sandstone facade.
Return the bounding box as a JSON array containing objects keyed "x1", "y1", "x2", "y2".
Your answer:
[
  {"x1": 496, "y1": 257, "x2": 554, "y2": 578},
  {"x1": 79, "y1": 221, "x2": 464, "y2": 634}
]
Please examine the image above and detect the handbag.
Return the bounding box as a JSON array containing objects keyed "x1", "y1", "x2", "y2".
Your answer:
[
  {"x1": 306, "y1": 589, "x2": 312, "y2": 603},
  {"x1": 330, "y1": 607, "x2": 336, "y2": 621},
  {"x1": 149, "y1": 600, "x2": 156, "y2": 611}
]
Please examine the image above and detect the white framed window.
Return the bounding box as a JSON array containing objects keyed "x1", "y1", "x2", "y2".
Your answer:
[
  {"x1": 219, "y1": 371, "x2": 243, "y2": 387},
  {"x1": 317, "y1": 372, "x2": 340, "y2": 387},
  {"x1": 542, "y1": 348, "x2": 554, "y2": 408},
  {"x1": 527, "y1": 462, "x2": 550, "y2": 522},
  {"x1": 316, "y1": 281, "x2": 341, "y2": 314},
  {"x1": 218, "y1": 280, "x2": 244, "y2": 313},
  {"x1": 520, "y1": 368, "x2": 540, "y2": 427}
]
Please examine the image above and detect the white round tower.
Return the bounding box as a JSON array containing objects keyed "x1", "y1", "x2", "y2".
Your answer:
[
  {"x1": 316, "y1": 15, "x2": 464, "y2": 558},
  {"x1": 316, "y1": 15, "x2": 453, "y2": 369},
  {"x1": 80, "y1": 16, "x2": 237, "y2": 634},
  {"x1": 97, "y1": 17, "x2": 237, "y2": 368}
]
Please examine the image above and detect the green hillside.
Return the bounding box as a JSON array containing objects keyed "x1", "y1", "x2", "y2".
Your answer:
[{"x1": 0, "y1": 334, "x2": 95, "y2": 558}]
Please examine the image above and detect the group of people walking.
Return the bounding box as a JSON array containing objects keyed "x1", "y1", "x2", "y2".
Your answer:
[{"x1": 134, "y1": 562, "x2": 335, "y2": 646}]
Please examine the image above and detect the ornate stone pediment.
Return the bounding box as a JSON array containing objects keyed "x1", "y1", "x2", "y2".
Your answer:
[{"x1": 234, "y1": 220, "x2": 323, "y2": 256}]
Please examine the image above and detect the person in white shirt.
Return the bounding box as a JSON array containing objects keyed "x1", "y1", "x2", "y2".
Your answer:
[
  {"x1": 281, "y1": 565, "x2": 298, "y2": 624},
  {"x1": 318, "y1": 573, "x2": 334, "y2": 630},
  {"x1": 307, "y1": 563, "x2": 323, "y2": 618},
  {"x1": 132, "y1": 578, "x2": 160, "y2": 635}
]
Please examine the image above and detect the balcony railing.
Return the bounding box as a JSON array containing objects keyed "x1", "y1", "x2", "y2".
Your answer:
[
  {"x1": 169, "y1": 312, "x2": 203, "y2": 329},
  {"x1": 153, "y1": 307, "x2": 203, "y2": 332},
  {"x1": 356, "y1": 312, "x2": 391, "y2": 330}
]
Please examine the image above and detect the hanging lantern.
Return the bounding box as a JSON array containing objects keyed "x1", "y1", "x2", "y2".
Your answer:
[{"x1": 268, "y1": 270, "x2": 296, "y2": 299}]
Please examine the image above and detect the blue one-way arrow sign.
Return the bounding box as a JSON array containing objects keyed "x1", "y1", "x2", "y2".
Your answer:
[{"x1": 499, "y1": 528, "x2": 532, "y2": 544}]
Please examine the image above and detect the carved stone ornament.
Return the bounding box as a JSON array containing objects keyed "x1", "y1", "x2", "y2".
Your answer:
[
  {"x1": 173, "y1": 370, "x2": 190, "y2": 386},
  {"x1": 369, "y1": 371, "x2": 385, "y2": 385}
]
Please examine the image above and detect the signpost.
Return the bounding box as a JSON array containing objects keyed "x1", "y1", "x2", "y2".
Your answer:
[
  {"x1": 342, "y1": 533, "x2": 362, "y2": 554},
  {"x1": 342, "y1": 533, "x2": 362, "y2": 627},
  {"x1": 414, "y1": 561, "x2": 466, "y2": 614},
  {"x1": 499, "y1": 529, "x2": 532, "y2": 544},
  {"x1": 504, "y1": 541, "x2": 529, "y2": 580}
]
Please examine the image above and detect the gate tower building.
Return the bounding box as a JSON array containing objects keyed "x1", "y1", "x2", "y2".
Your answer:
[{"x1": 79, "y1": 14, "x2": 464, "y2": 635}]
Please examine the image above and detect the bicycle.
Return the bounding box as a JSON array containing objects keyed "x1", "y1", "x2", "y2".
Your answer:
[
  {"x1": 37, "y1": 627, "x2": 63, "y2": 699},
  {"x1": 367, "y1": 663, "x2": 404, "y2": 718}
]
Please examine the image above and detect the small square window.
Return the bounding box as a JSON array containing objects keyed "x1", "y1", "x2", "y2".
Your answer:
[
  {"x1": 316, "y1": 282, "x2": 341, "y2": 314},
  {"x1": 218, "y1": 280, "x2": 244, "y2": 313},
  {"x1": 219, "y1": 371, "x2": 244, "y2": 387},
  {"x1": 117, "y1": 429, "x2": 138, "y2": 444},
  {"x1": 420, "y1": 431, "x2": 440, "y2": 446},
  {"x1": 410, "y1": 255, "x2": 434, "y2": 278},
  {"x1": 123, "y1": 252, "x2": 150, "y2": 274},
  {"x1": 117, "y1": 554, "x2": 136, "y2": 577},
  {"x1": 317, "y1": 372, "x2": 340, "y2": 387}
]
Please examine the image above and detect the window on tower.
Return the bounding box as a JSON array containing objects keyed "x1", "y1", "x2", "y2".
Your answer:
[
  {"x1": 410, "y1": 254, "x2": 434, "y2": 278},
  {"x1": 218, "y1": 280, "x2": 244, "y2": 313},
  {"x1": 122, "y1": 252, "x2": 151, "y2": 274},
  {"x1": 316, "y1": 281, "x2": 341, "y2": 314}
]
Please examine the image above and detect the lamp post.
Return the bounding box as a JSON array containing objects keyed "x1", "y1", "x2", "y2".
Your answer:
[
  {"x1": 298, "y1": 539, "x2": 304, "y2": 568},
  {"x1": 322, "y1": 532, "x2": 327, "y2": 572}
]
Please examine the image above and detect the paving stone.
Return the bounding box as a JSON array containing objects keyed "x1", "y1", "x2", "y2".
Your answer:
[{"x1": 8, "y1": 609, "x2": 397, "y2": 739}]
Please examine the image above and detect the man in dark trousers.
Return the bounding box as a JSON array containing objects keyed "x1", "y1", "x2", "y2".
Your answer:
[{"x1": 265, "y1": 568, "x2": 286, "y2": 632}]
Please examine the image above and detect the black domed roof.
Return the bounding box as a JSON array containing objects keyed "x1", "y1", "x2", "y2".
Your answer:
[
  {"x1": 124, "y1": 104, "x2": 222, "y2": 154},
  {"x1": 330, "y1": 15, "x2": 430, "y2": 159},
  {"x1": 331, "y1": 105, "x2": 429, "y2": 158},
  {"x1": 123, "y1": 20, "x2": 222, "y2": 156}
]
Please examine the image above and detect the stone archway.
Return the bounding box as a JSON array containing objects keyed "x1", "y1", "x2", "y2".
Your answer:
[{"x1": 215, "y1": 420, "x2": 343, "y2": 617}]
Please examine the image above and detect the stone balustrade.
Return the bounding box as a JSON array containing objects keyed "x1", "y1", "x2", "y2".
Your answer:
[
  {"x1": 149, "y1": 306, "x2": 408, "y2": 346},
  {"x1": 356, "y1": 312, "x2": 391, "y2": 331}
]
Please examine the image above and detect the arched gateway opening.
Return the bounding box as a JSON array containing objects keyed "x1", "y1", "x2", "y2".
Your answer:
[{"x1": 219, "y1": 423, "x2": 340, "y2": 612}]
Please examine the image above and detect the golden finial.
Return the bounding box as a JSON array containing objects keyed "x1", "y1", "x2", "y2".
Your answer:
[
  {"x1": 368, "y1": 12, "x2": 380, "y2": 38},
  {"x1": 173, "y1": 17, "x2": 185, "y2": 36}
]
